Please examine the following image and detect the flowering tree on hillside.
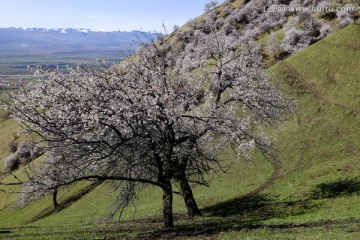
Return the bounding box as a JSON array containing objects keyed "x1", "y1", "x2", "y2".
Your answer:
[{"x1": 1, "y1": 30, "x2": 290, "y2": 228}]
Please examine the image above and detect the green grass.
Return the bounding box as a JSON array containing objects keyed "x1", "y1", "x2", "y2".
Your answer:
[
  {"x1": 219, "y1": 221, "x2": 360, "y2": 240},
  {"x1": 0, "y1": 20, "x2": 359, "y2": 240},
  {"x1": 21, "y1": 151, "x2": 272, "y2": 226},
  {"x1": 265, "y1": 23, "x2": 360, "y2": 201}
]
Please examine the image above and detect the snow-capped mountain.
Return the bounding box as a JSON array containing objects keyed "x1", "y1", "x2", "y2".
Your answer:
[{"x1": 0, "y1": 27, "x2": 156, "y2": 50}]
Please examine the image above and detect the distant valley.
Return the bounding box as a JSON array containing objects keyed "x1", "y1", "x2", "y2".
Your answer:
[{"x1": 0, "y1": 27, "x2": 156, "y2": 75}]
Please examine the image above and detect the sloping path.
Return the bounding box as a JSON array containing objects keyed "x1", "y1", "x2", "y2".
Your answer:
[
  {"x1": 250, "y1": 155, "x2": 280, "y2": 195},
  {"x1": 280, "y1": 61, "x2": 360, "y2": 114}
]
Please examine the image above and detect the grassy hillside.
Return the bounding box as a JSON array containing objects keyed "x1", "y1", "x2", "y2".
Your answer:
[
  {"x1": 213, "y1": 22, "x2": 360, "y2": 239},
  {"x1": 0, "y1": 4, "x2": 359, "y2": 240},
  {"x1": 267, "y1": 23, "x2": 360, "y2": 202}
]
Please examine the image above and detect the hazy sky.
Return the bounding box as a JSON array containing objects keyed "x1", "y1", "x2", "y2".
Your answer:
[{"x1": 0, "y1": 0, "x2": 224, "y2": 32}]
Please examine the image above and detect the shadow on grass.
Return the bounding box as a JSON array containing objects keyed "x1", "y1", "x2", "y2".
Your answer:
[
  {"x1": 141, "y1": 218, "x2": 360, "y2": 240},
  {"x1": 19, "y1": 179, "x2": 359, "y2": 239},
  {"x1": 203, "y1": 194, "x2": 318, "y2": 221},
  {"x1": 131, "y1": 194, "x2": 322, "y2": 239},
  {"x1": 29, "y1": 180, "x2": 103, "y2": 223},
  {"x1": 7, "y1": 192, "x2": 358, "y2": 240},
  {"x1": 310, "y1": 178, "x2": 360, "y2": 199}
]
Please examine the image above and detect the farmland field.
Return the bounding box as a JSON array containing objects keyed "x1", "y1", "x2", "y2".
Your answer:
[{"x1": 0, "y1": 48, "x2": 126, "y2": 75}]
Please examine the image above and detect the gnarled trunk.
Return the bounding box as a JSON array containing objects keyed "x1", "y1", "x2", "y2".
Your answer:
[
  {"x1": 180, "y1": 178, "x2": 202, "y2": 219},
  {"x1": 162, "y1": 180, "x2": 174, "y2": 229}
]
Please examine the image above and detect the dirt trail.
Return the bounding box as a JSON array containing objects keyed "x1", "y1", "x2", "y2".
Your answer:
[
  {"x1": 280, "y1": 61, "x2": 360, "y2": 114},
  {"x1": 250, "y1": 155, "x2": 280, "y2": 195}
]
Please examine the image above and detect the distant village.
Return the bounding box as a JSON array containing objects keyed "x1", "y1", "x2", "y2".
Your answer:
[{"x1": 0, "y1": 76, "x2": 30, "y2": 90}]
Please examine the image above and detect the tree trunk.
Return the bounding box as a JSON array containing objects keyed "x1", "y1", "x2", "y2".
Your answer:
[
  {"x1": 162, "y1": 180, "x2": 174, "y2": 229},
  {"x1": 53, "y1": 189, "x2": 58, "y2": 208},
  {"x1": 180, "y1": 178, "x2": 202, "y2": 219}
]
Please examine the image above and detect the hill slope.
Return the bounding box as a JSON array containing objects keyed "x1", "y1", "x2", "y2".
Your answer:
[{"x1": 0, "y1": 2, "x2": 359, "y2": 240}]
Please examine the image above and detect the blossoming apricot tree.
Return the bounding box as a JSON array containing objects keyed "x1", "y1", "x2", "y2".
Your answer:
[{"x1": 2, "y1": 30, "x2": 290, "y2": 228}]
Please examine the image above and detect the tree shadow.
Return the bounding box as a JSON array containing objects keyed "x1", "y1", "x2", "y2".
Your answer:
[
  {"x1": 90, "y1": 193, "x2": 322, "y2": 239},
  {"x1": 138, "y1": 194, "x2": 320, "y2": 239},
  {"x1": 140, "y1": 217, "x2": 360, "y2": 240},
  {"x1": 309, "y1": 178, "x2": 360, "y2": 199},
  {"x1": 203, "y1": 194, "x2": 268, "y2": 218},
  {"x1": 29, "y1": 181, "x2": 102, "y2": 223},
  {"x1": 202, "y1": 194, "x2": 318, "y2": 221}
]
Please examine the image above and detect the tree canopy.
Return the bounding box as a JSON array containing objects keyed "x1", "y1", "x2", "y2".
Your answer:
[{"x1": 1, "y1": 30, "x2": 290, "y2": 228}]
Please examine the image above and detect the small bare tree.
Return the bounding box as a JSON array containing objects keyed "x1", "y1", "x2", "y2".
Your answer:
[{"x1": 204, "y1": 0, "x2": 219, "y2": 12}]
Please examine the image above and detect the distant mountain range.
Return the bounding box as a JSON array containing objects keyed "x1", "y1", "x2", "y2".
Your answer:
[
  {"x1": 0, "y1": 27, "x2": 156, "y2": 51},
  {"x1": 0, "y1": 27, "x2": 158, "y2": 75}
]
